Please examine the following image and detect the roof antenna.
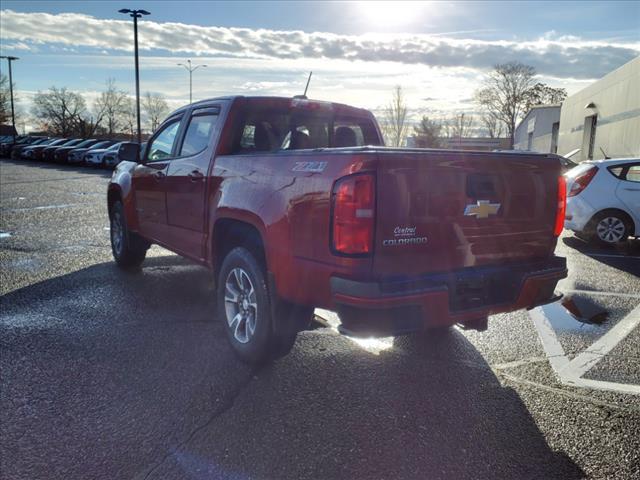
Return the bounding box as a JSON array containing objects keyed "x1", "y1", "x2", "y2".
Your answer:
[
  {"x1": 599, "y1": 147, "x2": 610, "y2": 159},
  {"x1": 303, "y1": 71, "x2": 312, "y2": 97},
  {"x1": 294, "y1": 71, "x2": 313, "y2": 100}
]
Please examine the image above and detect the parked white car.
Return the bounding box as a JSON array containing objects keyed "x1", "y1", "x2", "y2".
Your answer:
[
  {"x1": 564, "y1": 158, "x2": 640, "y2": 245},
  {"x1": 85, "y1": 142, "x2": 121, "y2": 167}
]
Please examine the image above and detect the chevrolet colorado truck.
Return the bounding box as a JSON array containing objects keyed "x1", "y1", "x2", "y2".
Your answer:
[{"x1": 108, "y1": 96, "x2": 567, "y2": 363}]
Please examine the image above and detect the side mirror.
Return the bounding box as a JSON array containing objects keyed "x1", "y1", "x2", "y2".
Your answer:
[{"x1": 119, "y1": 142, "x2": 141, "y2": 163}]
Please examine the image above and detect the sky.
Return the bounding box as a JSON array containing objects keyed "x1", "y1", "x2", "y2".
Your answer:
[{"x1": 0, "y1": 1, "x2": 639, "y2": 132}]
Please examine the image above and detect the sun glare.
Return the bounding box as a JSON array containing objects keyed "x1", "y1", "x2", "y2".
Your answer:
[{"x1": 359, "y1": 1, "x2": 431, "y2": 28}]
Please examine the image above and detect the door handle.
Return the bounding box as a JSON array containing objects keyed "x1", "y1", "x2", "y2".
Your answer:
[
  {"x1": 623, "y1": 187, "x2": 640, "y2": 191},
  {"x1": 153, "y1": 171, "x2": 166, "y2": 180},
  {"x1": 188, "y1": 170, "x2": 204, "y2": 181}
]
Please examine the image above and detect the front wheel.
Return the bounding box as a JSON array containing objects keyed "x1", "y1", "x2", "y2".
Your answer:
[
  {"x1": 109, "y1": 200, "x2": 149, "y2": 269},
  {"x1": 217, "y1": 247, "x2": 310, "y2": 364}
]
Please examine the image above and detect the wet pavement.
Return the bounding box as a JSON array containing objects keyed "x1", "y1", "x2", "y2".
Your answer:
[{"x1": 1, "y1": 159, "x2": 639, "y2": 479}]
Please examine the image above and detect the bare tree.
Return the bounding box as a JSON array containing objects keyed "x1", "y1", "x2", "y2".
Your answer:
[
  {"x1": 0, "y1": 73, "x2": 24, "y2": 127},
  {"x1": 94, "y1": 78, "x2": 130, "y2": 136},
  {"x1": 0, "y1": 74, "x2": 11, "y2": 125},
  {"x1": 481, "y1": 111, "x2": 504, "y2": 138},
  {"x1": 142, "y1": 92, "x2": 169, "y2": 133},
  {"x1": 412, "y1": 116, "x2": 442, "y2": 148},
  {"x1": 447, "y1": 113, "x2": 474, "y2": 138},
  {"x1": 474, "y1": 62, "x2": 536, "y2": 148},
  {"x1": 121, "y1": 97, "x2": 138, "y2": 141},
  {"x1": 31, "y1": 87, "x2": 87, "y2": 137},
  {"x1": 382, "y1": 85, "x2": 409, "y2": 147}
]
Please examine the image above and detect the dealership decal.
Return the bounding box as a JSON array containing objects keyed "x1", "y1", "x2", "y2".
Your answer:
[
  {"x1": 292, "y1": 161, "x2": 328, "y2": 173},
  {"x1": 383, "y1": 225, "x2": 428, "y2": 247}
]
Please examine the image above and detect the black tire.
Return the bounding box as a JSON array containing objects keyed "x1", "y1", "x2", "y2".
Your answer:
[
  {"x1": 217, "y1": 247, "x2": 311, "y2": 364},
  {"x1": 589, "y1": 211, "x2": 632, "y2": 246},
  {"x1": 109, "y1": 200, "x2": 149, "y2": 269}
]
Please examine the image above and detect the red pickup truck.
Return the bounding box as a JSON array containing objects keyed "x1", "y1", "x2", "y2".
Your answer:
[{"x1": 108, "y1": 96, "x2": 567, "y2": 363}]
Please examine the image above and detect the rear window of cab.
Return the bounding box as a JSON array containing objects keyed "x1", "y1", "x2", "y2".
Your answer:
[{"x1": 232, "y1": 102, "x2": 381, "y2": 154}]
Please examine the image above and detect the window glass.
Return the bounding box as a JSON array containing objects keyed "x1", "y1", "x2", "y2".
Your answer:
[
  {"x1": 608, "y1": 166, "x2": 624, "y2": 179},
  {"x1": 147, "y1": 119, "x2": 181, "y2": 161},
  {"x1": 179, "y1": 112, "x2": 218, "y2": 156},
  {"x1": 75, "y1": 139, "x2": 95, "y2": 148},
  {"x1": 233, "y1": 106, "x2": 381, "y2": 154},
  {"x1": 625, "y1": 165, "x2": 640, "y2": 183}
]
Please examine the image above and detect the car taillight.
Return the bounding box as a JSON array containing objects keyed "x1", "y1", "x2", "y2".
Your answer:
[
  {"x1": 331, "y1": 173, "x2": 375, "y2": 255},
  {"x1": 554, "y1": 176, "x2": 566, "y2": 236},
  {"x1": 568, "y1": 165, "x2": 598, "y2": 197}
]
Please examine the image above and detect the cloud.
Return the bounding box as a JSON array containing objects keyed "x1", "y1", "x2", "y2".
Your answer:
[{"x1": 1, "y1": 9, "x2": 638, "y2": 79}]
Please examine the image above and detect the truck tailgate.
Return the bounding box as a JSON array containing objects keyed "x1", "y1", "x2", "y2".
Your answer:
[{"x1": 373, "y1": 150, "x2": 560, "y2": 278}]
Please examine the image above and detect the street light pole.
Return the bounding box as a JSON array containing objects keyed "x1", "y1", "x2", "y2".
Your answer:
[
  {"x1": 0, "y1": 55, "x2": 19, "y2": 142},
  {"x1": 177, "y1": 59, "x2": 207, "y2": 104},
  {"x1": 118, "y1": 8, "x2": 150, "y2": 145}
]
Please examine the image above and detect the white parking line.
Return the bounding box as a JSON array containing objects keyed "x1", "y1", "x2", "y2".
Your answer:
[
  {"x1": 587, "y1": 253, "x2": 640, "y2": 259},
  {"x1": 4, "y1": 203, "x2": 80, "y2": 212},
  {"x1": 530, "y1": 298, "x2": 640, "y2": 396},
  {"x1": 563, "y1": 304, "x2": 640, "y2": 379},
  {"x1": 563, "y1": 289, "x2": 640, "y2": 299}
]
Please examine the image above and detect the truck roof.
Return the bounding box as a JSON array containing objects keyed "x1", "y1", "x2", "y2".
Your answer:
[{"x1": 167, "y1": 95, "x2": 373, "y2": 118}]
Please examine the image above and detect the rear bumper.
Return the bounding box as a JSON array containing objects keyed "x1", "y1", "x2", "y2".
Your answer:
[
  {"x1": 331, "y1": 256, "x2": 567, "y2": 336},
  {"x1": 564, "y1": 196, "x2": 594, "y2": 232}
]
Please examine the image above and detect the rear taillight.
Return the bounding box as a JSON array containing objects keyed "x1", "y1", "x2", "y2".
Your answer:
[
  {"x1": 568, "y1": 165, "x2": 598, "y2": 197},
  {"x1": 554, "y1": 176, "x2": 566, "y2": 236},
  {"x1": 331, "y1": 173, "x2": 375, "y2": 255}
]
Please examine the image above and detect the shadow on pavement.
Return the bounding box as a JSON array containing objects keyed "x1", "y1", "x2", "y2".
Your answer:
[
  {"x1": 1, "y1": 256, "x2": 585, "y2": 480},
  {"x1": 563, "y1": 235, "x2": 640, "y2": 277},
  {"x1": 155, "y1": 329, "x2": 586, "y2": 479}
]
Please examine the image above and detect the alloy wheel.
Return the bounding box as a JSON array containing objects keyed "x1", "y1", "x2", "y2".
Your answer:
[
  {"x1": 596, "y1": 216, "x2": 625, "y2": 243},
  {"x1": 111, "y1": 211, "x2": 124, "y2": 255},
  {"x1": 224, "y1": 267, "x2": 258, "y2": 344}
]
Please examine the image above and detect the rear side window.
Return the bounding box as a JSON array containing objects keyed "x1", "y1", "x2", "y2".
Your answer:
[
  {"x1": 625, "y1": 165, "x2": 640, "y2": 182},
  {"x1": 179, "y1": 109, "x2": 219, "y2": 157},
  {"x1": 608, "y1": 166, "x2": 624, "y2": 179},
  {"x1": 147, "y1": 118, "x2": 181, "y2": 162}
]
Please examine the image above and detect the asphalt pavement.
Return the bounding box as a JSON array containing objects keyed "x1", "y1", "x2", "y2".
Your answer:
[{"x1": 1, "y1": 159, "x2": 639, "y2": 480}]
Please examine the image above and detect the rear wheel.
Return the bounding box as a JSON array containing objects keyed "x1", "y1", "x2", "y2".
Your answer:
[
  {"x1": 591, "y1": 211, "x2": 631, "y2": 246},
  {"x1": 109, "y1": 200, "x2": 149, "y2": 269},
  {"x1": 217, "y1": 247, "x2": 310, "y2": 364}
]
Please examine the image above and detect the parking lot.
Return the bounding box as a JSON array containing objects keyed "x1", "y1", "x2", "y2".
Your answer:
[{"x1": 1, "y1": 158, "x2": 639, "y2": 479}]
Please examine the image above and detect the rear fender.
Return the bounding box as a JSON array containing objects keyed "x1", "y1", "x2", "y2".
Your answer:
[{"x1": 207, "y1": 207, "x2": 269, "y2": 271}]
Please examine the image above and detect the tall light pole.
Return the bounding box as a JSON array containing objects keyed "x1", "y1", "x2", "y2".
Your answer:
[
  {"x1": 0, "y1": 55, "x2": 19, "y2": 142},
  {"x1": 118, "y1": 8, "x2": 150, "y2": 145},
  {"x1": 177, "y1": 59, "x2": 207, "y2": 104}
]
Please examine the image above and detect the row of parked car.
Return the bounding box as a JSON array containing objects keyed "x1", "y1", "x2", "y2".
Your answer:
[{"x1": 0, "y1": 135, "x2": 146, "y2": 168}]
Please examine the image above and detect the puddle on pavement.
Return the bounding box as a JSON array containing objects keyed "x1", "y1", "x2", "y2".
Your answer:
[
  {"x1": 313, "y1": 308, "x2": 394, "y2": 354},
  {"x1": 561, "y1": 295, "x2": 609, "y2": 325},
  {"x1": 544, "y1": 294, "x2": 610, "y2": 333}
]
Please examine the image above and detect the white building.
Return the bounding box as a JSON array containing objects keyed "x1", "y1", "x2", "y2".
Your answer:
[
  {"x1": 514, "y1": 105, "x2": 561, "y2": 153},
  {"x1": 557, "y1": 56, "x2": 640, "y2": 161}
]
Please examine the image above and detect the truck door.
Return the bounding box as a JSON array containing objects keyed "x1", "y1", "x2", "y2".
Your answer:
[
  {"x1": 132, "y1": 115, "x2": 183, "y2": 245},
  {"x1": 165, "y1": 106, "x2": 221, "y2": 259}
]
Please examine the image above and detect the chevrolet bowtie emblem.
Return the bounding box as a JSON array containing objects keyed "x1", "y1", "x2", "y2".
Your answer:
[{"x1": 464, "y1": 200, "x2": 501, "y2": 219}]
